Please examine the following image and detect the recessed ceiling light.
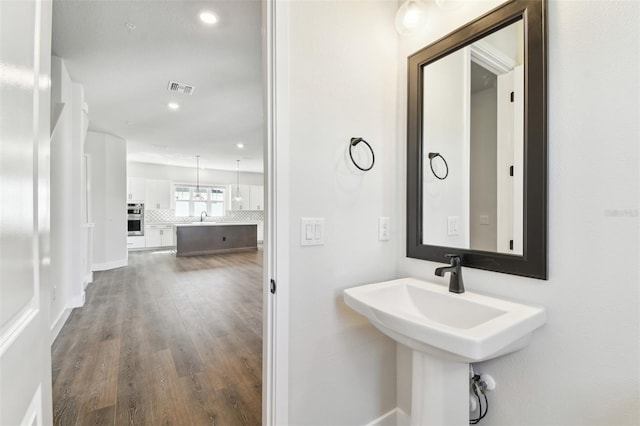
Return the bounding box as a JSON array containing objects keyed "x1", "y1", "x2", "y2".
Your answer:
[
  {"x1": 125, "y1": 22, "x2": 136, "y2": 30},
  {"x1": 236, "y1": 143, "x2": 244, "y2": 149},
  {"x1": 199, "y1": 11, "x2": 218, "y2": 25},
  {"x1": 168, "y1": 102, "x2": 180, "y2": 110}
]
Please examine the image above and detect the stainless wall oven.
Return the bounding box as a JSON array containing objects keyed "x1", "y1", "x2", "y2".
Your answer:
[{"x1": 127, "y1": 203, "x2": 144, "y2": 236}]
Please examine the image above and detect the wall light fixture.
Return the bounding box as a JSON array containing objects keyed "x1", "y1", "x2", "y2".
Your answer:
[{"x1": 396, "y1": 0, "x2": 426, "y2": 35}]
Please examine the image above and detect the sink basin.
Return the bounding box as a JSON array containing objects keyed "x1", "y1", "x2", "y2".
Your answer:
[
  {"x1": 344, "y1": 277, "x2": 545, "y2": 363},
  {"x1": 344, "y1": 278, "x2": 546, "y2": 425}
]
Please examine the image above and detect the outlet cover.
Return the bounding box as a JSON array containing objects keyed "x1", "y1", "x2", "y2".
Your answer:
[
  {"x1": 447, "y1": 216, "x2": 460, "y2": 236},
  {"x1": 378, "y1": 217, "x2": 390, "y2": 241}
]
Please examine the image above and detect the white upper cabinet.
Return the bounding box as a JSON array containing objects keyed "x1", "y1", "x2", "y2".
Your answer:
[
  {"x1": 145, "y1": 179, "x2": 171, "y2": 209},
  {"x1": 249, "y1": 185, "x2": 264, "y2": 210},
  {"x1": 228, "y1": 184, "x2": 263, "y2": 211},
  {"x1": 127, "y1": 177, "x2": 146, "y2": 202}
]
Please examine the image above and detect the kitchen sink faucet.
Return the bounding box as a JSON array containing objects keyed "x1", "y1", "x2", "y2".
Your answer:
[{"x1": 200, "y1": 211, "x2": 208, "y2": 222}]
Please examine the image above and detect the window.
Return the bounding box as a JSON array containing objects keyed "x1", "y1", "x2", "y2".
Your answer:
[{"x1": 174, "y1": 185, "x2": 226, "y2": 217}]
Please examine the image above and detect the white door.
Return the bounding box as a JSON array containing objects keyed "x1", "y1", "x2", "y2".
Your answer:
[
  {"x1": 496, "y1": 65, "x2": 524, "y2": 255},
  {"x1": 0, "y1": 0, "x2": 54, "y2": 424}
]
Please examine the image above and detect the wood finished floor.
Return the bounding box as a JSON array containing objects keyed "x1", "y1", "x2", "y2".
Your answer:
[{"x1": 52, "y1": 249, "x2": 262, "y2": 426}]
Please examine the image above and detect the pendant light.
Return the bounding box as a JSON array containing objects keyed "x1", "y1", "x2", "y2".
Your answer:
[
  {"x1": 194, "y1": 155, "x2": 204, "y2": 200},
  {"x1": 233, "y1": 159, "x2": 243, "y2": 201}
]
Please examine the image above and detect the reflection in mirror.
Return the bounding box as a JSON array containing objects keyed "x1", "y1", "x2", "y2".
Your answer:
[{"x1": 421, "y1": 20, "x2": 524, "y2": 255}]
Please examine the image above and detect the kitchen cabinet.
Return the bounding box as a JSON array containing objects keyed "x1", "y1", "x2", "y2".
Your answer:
[
  {"x1": 257, "y1": 221, "x2": 264, "y2": 242},
  {"x1": 127, "y1": 235, "x2": 145, "y2": 249},
  {"x1": 145, "y1": 224, "x2": 175, "y2": 248},
  {"x1": 175, "y1": 223, "x2": 257, "y2": 256},
  {"x1": 249, "y1": 185, "x2": 264, "y2": 210},
  {"x1": 127, "y1": 177, "x2": 146, "y2": 202},
  {"x1": 228, "y1": 184, "x2": 264, "y2": 211},
  {"x1": 145, "y1": 179, "x2": 172, "y2": 210}
]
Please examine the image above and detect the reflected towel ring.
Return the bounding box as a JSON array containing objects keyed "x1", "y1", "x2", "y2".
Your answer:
[
  {"x1": 428, "y1": 152, "x2": 448, "y2": 180},
  {"x1": 349, "y1": 137, "x2": 375, "y2": 171}
]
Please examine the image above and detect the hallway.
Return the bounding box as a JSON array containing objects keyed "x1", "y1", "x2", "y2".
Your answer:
[{"x1": 51, "y1": 250, "x2": 262, "y2": 426}]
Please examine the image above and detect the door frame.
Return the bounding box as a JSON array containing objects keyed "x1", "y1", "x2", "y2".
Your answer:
[{"x1": 263, "y1": 0, "x2": 290, "y2": 424}]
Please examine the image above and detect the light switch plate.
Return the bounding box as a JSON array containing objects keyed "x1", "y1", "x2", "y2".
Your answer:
[{"x1": 301, "y1": 218, "x2": 325, "y2": 246}]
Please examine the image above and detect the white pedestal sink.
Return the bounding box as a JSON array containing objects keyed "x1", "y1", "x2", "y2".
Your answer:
[{"x1": 344, "y1": 278, "x2": 546, "y2": 426}]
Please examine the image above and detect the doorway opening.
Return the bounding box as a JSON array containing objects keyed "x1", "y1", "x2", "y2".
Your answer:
[{"x1": 49, "y1": 1, "x2": 269, "y2": 424}]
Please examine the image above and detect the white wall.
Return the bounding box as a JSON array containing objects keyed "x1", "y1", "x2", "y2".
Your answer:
[
  {"x1": 127, "y1": 161, "x2": 263, "y2": 187},
  {"x1": 482, "y1": 20, "x2": 523, "y2": 65},
  {"x1": 86, "y1": 131, "x2": 127, "y2": 270},
  {"x1": 281, "y1": 1, "x2": 399, "y2": 424},
  {"x1": 50, "y1": 56, "x2": 85, "y2": 336},
  {"x1": 396, "y1": 1, "x2": 640, "y2": 424}
]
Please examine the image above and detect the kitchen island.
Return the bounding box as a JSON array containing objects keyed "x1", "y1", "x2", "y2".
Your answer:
[{"x1": 175, "y1": 222, "x2": 257, "y2": 257}]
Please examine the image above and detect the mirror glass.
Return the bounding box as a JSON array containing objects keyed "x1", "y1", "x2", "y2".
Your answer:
[
  {"x1": 406, "y1": 0, "x2": 547, "y2": 279},
  {"x1": 421, "y1": 20, "x2": 524, "y2": 255}
]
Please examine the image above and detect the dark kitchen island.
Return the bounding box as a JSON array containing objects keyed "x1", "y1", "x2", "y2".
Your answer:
[{"x1": 175, "y1": 223, "x2": 258, "y2": 257}]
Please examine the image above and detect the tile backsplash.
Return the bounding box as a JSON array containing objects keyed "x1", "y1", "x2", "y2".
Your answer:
[{"x1": 145, "y1": 209, "x2": 264, "y2": 224}]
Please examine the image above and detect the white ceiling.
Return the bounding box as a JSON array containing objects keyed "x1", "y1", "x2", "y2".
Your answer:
[{"x1": 52, "y1": 0, "x2": 264, "y2": 173}]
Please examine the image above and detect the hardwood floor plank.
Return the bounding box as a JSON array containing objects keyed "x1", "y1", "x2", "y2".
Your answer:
[
  {"x1": 177, "y1": 372, "x2": 220, "y2": 426},
  {"x1": 116, "y1": 320, "x2": 151, "y2": 396},
  {"x1": 221, "y1": 384, "x2": 261, "y2": 426},
  {"x1": 148, "y1": 349, "x2": 193, "y2": 425},
  {"x1": 74, "y1": 339, "x2": 120, "y2": 418},
  {"x1": 53, "y1": 395, "x2": 78, "y2": 426},
  {"x1": 52, "y1": 249, "x2": 262, "y2": 426},
  {"x1": 114, "y1": 390, "x2": 153, "y2": 426},
  {"x1": 75, "y1": 404, "x2": 115, "y2": 426}
]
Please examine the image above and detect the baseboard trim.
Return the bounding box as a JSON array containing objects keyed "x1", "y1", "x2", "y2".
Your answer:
[
  {"x1": 50, "y1": 307, "x2": 72, "y2": 344},
  {"x1": 83, "y1": 272, "x2": 93, "y2": 288},
  {"x1": 397, "y1": 408, "x2": 410, "y2": 426},
  {"x1": 365, "y1": 408, "x2": 411, "y2": 426},
  {"x1": 70, "y1": 290, "x2": 85, "y2": 309},
  {"x1": 92, "y1": 258, "x2": 127, "y2": 271}
]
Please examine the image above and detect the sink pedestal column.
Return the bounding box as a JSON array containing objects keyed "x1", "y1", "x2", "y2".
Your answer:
[{"x1": 411, "y1": 350, "x2": 468, "y2": 426}]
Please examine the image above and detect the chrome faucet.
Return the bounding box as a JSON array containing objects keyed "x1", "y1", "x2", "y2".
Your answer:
[
  {"x1": 200, "y1": 211, "x2": 208, "y2": 222},
  {"x1": 434, "y1": 254, "x2": 465, "y2": 294}
]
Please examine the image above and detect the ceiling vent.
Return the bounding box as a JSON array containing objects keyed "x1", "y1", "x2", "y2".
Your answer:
[{"x1": 167, "y1": 81, "x2": 195, "y2": 95}]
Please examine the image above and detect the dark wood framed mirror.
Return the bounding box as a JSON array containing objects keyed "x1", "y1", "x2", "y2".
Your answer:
[{"x1": 407, "y1": 0, "x2": 547, "y2": 279}]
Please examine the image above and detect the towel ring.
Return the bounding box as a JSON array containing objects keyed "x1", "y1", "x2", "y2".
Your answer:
[
  {"x1": 349, "y1": 137, "x2": 375, "y2": 171},
  {"x1": 428, "y1": 152, "x2": 448, "y2": 180}
]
